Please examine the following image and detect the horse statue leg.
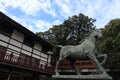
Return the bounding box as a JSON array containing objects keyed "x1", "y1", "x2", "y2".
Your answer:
[
  {"x1": 88, "y1": 53, "x2": 107, "y2": 75},
  {"x1": 54, "y1": 52, "x2": 67, "y2": 75},
  {"x1": 97, "y1": 54, "x2": 107, "y2": 65},
  {"x1": 94, "y1": 49, "x2": 107, "y2": 65},
  {"x1": 54, "y1": 56, "x2": 62, "y2": 75},
  {"x1": 69, "y1": 60, "x2": 81, "y2": 75}
]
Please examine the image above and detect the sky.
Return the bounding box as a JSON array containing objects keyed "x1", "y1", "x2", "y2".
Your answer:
[{"x1": 0, "y1": 0, "x2": 120, "y2": 33}]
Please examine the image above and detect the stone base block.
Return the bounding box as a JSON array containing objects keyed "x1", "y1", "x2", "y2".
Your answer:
[{"x1": 52, "y1": 74, "x2": 112, "y2": 80}]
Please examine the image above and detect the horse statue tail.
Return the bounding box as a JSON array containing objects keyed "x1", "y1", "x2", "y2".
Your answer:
[{"x1": 51, "y1": 45, "x2": 63, "y2": 57}]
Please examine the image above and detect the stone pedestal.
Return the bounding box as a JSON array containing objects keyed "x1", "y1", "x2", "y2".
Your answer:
[{"x1": 52, "y1": 74, "x2": 112, "y2": 80}]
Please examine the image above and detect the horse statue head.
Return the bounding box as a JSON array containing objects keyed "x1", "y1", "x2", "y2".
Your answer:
[
  {"x1": 79, "y1": 29, "x2": 102, "y2": 44},
  {"x1": 90, "y1": 29, "x2": 103, "y2": 39}
]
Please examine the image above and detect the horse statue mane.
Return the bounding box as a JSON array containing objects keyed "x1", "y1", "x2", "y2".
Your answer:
[
  {"x1": 78, "y1": 29, "x2": 95, "y2": 44},
  {"x1": 53, "y1": 29, "x2": 108, "y2": 76}
]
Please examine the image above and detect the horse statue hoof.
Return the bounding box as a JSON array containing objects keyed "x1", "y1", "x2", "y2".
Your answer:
[
  {"x1": 77, "y1": 73, "x2": 81, "y2": 75},
  {"x1": 55, "y1": 72, "x2": 59, "y2": 75}
]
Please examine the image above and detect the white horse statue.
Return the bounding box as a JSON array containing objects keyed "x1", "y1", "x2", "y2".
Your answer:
[{"x1": 54, "y1": 29, "x2": 107, "y2": 75}]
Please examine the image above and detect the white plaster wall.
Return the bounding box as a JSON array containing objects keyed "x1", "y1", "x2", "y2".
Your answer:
[
  {"x1": 41, "y1": 57, "x2": 47, "y2": 62},
  {"x1": 48, "y1": 55, "x2": 51, "y2": 62},
  {"x1": 21, "y1": 50, "x2": 31, "y2": 56},
  {"x1": 10, "y1": 39, "x2": 22, "y2": 48},
  {"x1": 40, "y1": 53, "x2": 48, "y2": 64},
  {"x1": 0, "y1": 33, "x2": 10, "y2": 42},
  {"x1": 11, "y1": 30, "x2": 24, "y2": 42},
  {"x1": 0, "y1": 41, "x2": 8, "y2": 47},
  {"x1": 41, "y1": 52, "x2": 47, "y2": 58},
  {"x1": 32, "y1": 54, "x2": 40, "y2": 59},
  {"x1": 22, "y1": 44, "x2": 32, "y2": 52},
  {"x1": 6, "y1": 49, "x2": 12, "y2": 54},
  {"x1": 34, "y1": 42, "x2": 42, "y2": 51},
  {"x1": 6, "y1": 49, "x2": 20, "y2": 55},
  {"x1": 33, "y1": 49, "x2": 41, "y2": 55},
  {"x1": 47, "y1": 55, "x2": 51, "y2": 66},
  {"x1": 12, "y1": 52, "x2": 20, "y2": 56},
  {"x1": 8, "y1": 45, "x2": 21, "y2": 52}
]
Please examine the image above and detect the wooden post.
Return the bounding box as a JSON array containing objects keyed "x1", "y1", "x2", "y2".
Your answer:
[
  {"x1": 32, "y1": 72, "x2": 39, "y2": 80},
  {"x1": 7, "y1": 70, "x2": 12, "y2": 80}
]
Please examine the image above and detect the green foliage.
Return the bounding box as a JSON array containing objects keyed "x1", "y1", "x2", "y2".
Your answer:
[
  {"x1": 36, "y1": 13, "x2": 95, "y2": 45},
  {"x1": 97, "y1": 19, "x2": 120, "y2": 53},
  {"x1": 97, "y1": 19, "x2": 120, "y2": 71}
]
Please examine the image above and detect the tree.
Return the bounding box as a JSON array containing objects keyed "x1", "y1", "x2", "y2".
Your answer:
[
  {"x1": 36, "y1": 13, "x2": 96, "y2": 45},
  {"x1": 97, "y1": 19, "x2": 120, "y2": 70}
]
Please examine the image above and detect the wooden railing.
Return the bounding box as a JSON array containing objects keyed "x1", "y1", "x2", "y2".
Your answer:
[
  {"x1": 0, "y1": 46, "x2": 55, "y2": 74},
  {"x1": 58, "y1": 60, "x2": 95, "y2": 69}
]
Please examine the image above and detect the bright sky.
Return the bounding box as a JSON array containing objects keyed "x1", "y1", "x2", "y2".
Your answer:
[{"x1": 0, "y1": 0, "x2": 120, "y2": 33}]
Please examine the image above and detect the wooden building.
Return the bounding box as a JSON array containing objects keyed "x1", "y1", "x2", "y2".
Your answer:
[
  {"x1": 0, "y1": 12, "x2": 55, "y2": 80},
  {"x1": 0, "y1": 12, "x2": 96, "y2": 80}
]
